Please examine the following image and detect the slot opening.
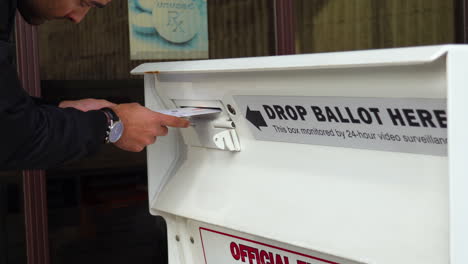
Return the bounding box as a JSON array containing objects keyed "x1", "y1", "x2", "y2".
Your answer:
[{"x1": 179, "y1": 106, "x2": 223, "y2": 111}]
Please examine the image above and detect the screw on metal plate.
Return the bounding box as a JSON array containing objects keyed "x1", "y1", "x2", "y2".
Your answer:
[
  {"x1": 227, "y1": 104, "x2": 236, "y2": 115},
  {"x1": 190, "y1": 237, "x2": 194, "y2": 244},
  {"x1": 175, "y1": 235, "x2": 180, "y2": 242}
]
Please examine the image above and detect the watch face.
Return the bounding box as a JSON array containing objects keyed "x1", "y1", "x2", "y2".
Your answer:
[{"x1": 109, "y1": 121, "x2": 124, "y2": 143}]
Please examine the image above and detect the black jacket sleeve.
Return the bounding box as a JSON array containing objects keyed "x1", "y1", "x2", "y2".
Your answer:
[
  {"x1": 31, "y1": 96, "x2": 60, "y2": 106},
  {"x1": 0, "y1": 45, "x2": 108, "y2": 170}
]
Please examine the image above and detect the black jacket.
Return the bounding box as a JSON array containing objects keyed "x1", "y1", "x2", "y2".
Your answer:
[{"x1": 0, "y1": 0, "x2": 107, "y2": 169}]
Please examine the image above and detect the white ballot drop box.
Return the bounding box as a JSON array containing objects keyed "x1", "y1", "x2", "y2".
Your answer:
[{"x1": 131, "y1": 45, "x2": 468, "y2": 264}]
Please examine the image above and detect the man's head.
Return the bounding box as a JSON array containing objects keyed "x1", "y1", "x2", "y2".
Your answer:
[{"x1": 18, "y1": 0, "x2": 111, "y2": 25}]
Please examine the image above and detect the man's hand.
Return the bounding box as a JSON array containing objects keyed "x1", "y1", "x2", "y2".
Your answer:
[
  {"x1": 111, "y1": 103, "x2": 190, "y2": 152},
  {"x1": 59, "y1": 98, "x2": 116, "y2": 112}
]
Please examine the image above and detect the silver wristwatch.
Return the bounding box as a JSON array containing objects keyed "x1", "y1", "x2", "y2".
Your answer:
[{"x1": 101, "y1": 108, "x2": 124, "y2": 144}]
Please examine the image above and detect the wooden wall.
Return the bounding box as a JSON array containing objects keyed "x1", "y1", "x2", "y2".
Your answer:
[
  {"x1": 38, "y1": 0, "x2": 275, "y2": 80},
  {"x1": 295, "y1": 0, "x2": 455, "y2": 54},
  {"x1": 39, "y1": 0, "x2": 456, "y2": 79},
  {"x1": 208, "y1": 0, "x2": 275, "y2": 59},
  {"x1": 38, "y1": 0, "x2": 136, "y2": 80}
]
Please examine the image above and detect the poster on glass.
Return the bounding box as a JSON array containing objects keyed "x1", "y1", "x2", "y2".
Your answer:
[{"x1": 128, "y1": 0, "x2": 208, "y2": 60}]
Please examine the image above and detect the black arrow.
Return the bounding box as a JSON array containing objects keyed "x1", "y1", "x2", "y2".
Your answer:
[{"x1": 246, "y1": 106, "x2": 268, "y2": 130}]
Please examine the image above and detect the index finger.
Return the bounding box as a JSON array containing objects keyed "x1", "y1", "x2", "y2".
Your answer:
[{"x1": 156, "y1": 112, "x2": 190, "y2": 128}]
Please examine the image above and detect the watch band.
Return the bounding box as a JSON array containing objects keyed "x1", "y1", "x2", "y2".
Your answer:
[
  {"x1": 101, "y1": 107, "x2": 119, "y2": 122},
  {"x1": 101, "y1": 111, "x2": 112, "y2": 144},
  {"x1": 101, "y1": 108, "x2": 119, "y2": 144}
]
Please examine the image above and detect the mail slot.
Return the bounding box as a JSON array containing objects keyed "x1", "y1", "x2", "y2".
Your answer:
[
  {"x1": 171, "y1": 100, "x2": 240, "y2": 152},
  {"x1": 131, "y1": 45, "x2": 468, "y2": 264}
]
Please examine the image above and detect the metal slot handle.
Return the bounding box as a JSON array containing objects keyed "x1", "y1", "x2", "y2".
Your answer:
[{"x1": 185, "y1": 115, "x2": 241, "y2": 152}]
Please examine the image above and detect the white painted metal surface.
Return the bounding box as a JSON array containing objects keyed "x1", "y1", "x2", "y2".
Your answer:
[
  {"x1": 131, "y1": 45, "x2": 449, "y2": 74},
  {"x1": 133, "y1": 45, "x2": 468, "y2": 264}
]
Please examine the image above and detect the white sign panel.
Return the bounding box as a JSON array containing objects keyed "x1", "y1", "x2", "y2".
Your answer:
[
  {"x1": 200, "y1": 227, "x2": 363, "y2": 264},
  {"x1": 234, "y1": 96, "x2": 447, "y2": 156}
]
